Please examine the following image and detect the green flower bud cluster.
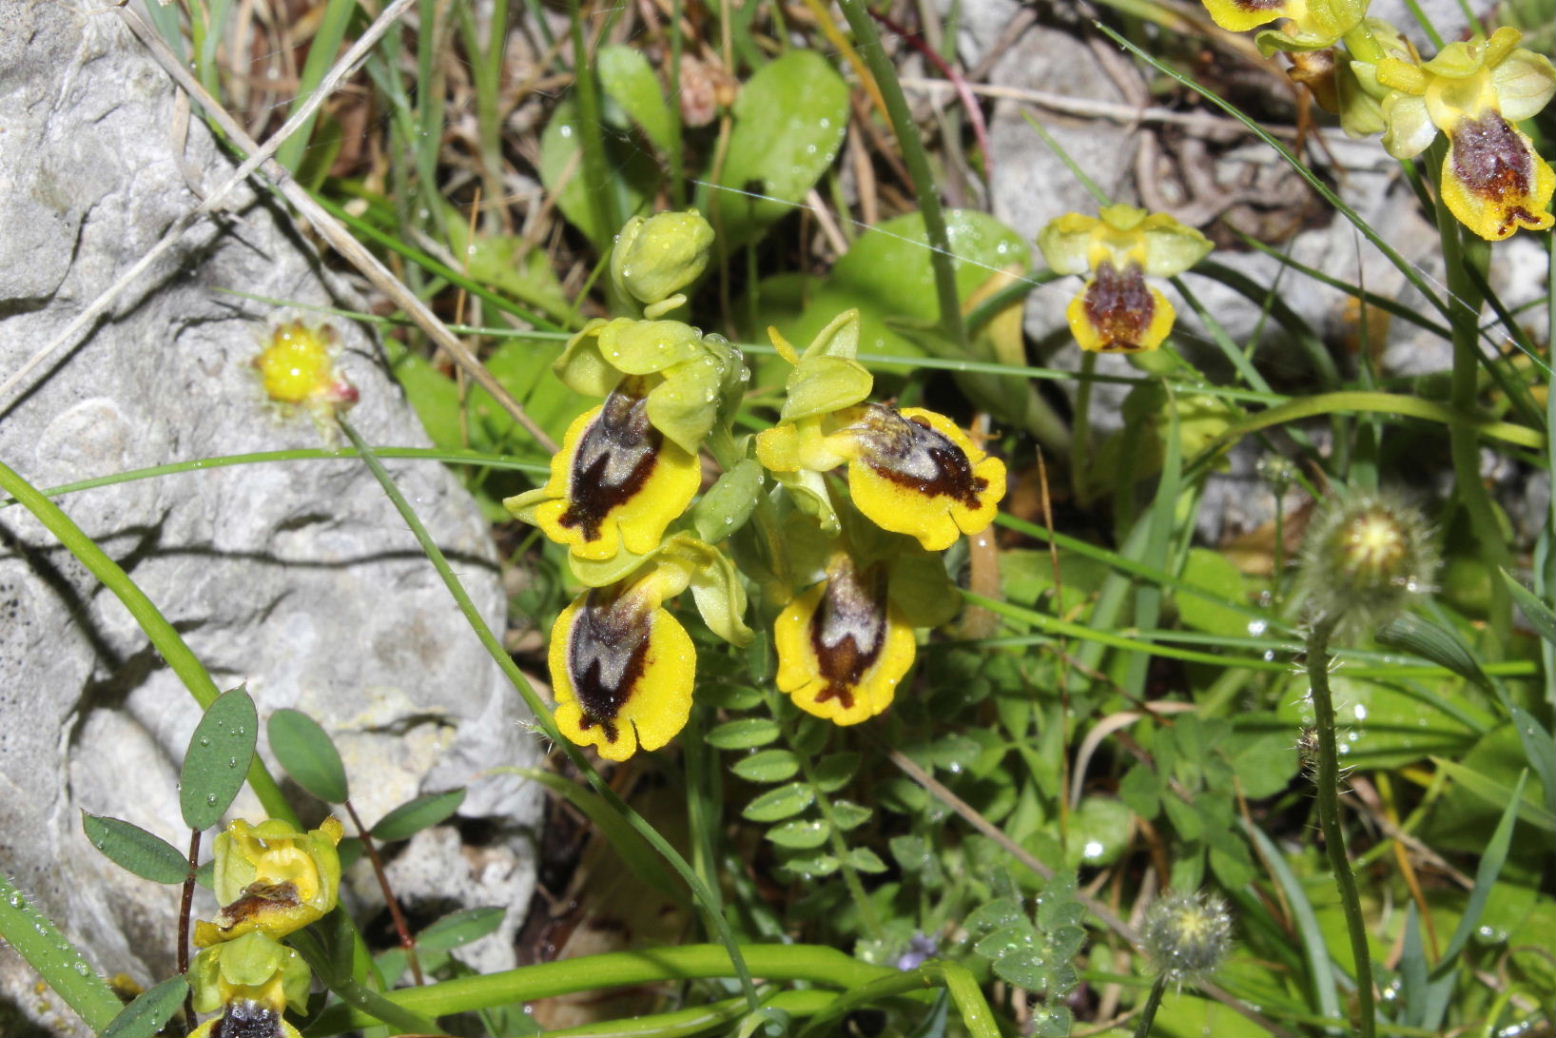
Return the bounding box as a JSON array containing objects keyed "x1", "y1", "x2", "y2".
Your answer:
[{"x1": 1200, "y1": 0, "x2": 1556, "y2": 240}]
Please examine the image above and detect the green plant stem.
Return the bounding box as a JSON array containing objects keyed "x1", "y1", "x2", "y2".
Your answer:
[
  {"x1": 548, "y1": 989, "x2": 835, "y2": 1038},
  {"x1": 309, "y1": 943, "x2": 899, "y2": 1032},
  {"x1": 1133, "y1": 973, "x2": 1169, "y2": 1038},
  {"x1": 1306, "y1": 613, "x2": 1376, "y2": 1038},
  {"x1": 796, "y1": 960, "x2": 999, "y2": 1038},
  {"x1": 1431, "y1": 161, "x2": 1513, "y2": 642},
  {"x1": 837, "y1": 0, "x2": 967, "y2": 353},
  {"x1": 569, "y1": 0, "x2": 621, "y2": 246},
  {"x1": 334, "y1": 419, "x2": 761, "y2": 1013},
  {"x1": 1195, "y1": 390, "x2": 1545, "y2": 464},
  {"x1": 0, "y1": 447, "x2": 546, "y2": 511},
  {"x1": 0, "y1": 459, "x2": 297, "y2": 827}
]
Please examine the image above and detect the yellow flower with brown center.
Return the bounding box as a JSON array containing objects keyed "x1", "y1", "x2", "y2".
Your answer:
[
  {"x1": 1377, "y1": 28, "x2": 1556, "y2": 240},
  {"x1": 507, "y1": 377, "x2": 700, "y2": 563},
  {"x1": 1037, "y1": 205, "x2": 1212, "y2": 355},
  {"x1": 1198, "y1": 0, "x2": 1365, "y2": 52},
  {"x1": 774, "y1": 550, "x2": 917, "y2": 726},
  {"x1": 549, "y1": 535, "x2": 749, "y2": 761},
  {"x1": 755, "y1": 312, "x2": 1007, "y2": 551},
  {"x1": 188, "y1": 931, "x2": 310, "y2": 1038},
  {"x1": 194, "y1": 817, "x2": 344, "y2": 947}
]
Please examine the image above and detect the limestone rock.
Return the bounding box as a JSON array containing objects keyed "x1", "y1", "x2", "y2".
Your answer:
[{"x1": 0, "y1": 3, "x2": 541, "y2": 1031}]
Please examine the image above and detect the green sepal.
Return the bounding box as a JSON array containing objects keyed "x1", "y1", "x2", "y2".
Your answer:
[
  {"x1": 777, "y1": 310, "x2": 874, "y2": 423},
  {"x1": 693, "y1": 458, "x2": 765, "y2": 542}
]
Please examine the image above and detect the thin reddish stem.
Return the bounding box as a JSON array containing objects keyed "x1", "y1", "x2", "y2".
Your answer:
[{"x1": 345, "y1": 800, "x2": 425, "y2": 986}]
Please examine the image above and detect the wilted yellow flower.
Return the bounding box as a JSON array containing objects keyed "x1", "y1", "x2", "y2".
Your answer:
[
  {"x1": 1037, "y1": 204, "x2": 1212, "y2": 355},
  {"x1": 507, "y1": 377, "x2": 701, "y2": 563},
  {"x1": 254, "y1": 321, "x2": 357, "y2": 409},
  {"x1": 1377, "y1": 27, "x2": 1556, "y2": 240},
  {"x1": 194, "y1": 817, "x2": 344, "y2": 946}
]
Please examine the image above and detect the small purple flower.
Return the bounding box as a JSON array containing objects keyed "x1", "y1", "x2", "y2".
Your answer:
[{"x1": 896, "y1": 933, "x2": 940, "y2": 971}]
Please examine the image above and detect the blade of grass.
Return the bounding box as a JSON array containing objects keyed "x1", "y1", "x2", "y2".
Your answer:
[
  {"x1": 0, "y1": 870, "x2": 123, "y2": 1034},
  {"x1": 275, "y1": 0, "x2": 359, "y2": 172},
  {"x1": 838, "y1": 0, "x2": 967, "y2": 353},
  {"x1": 1242, "y1": 821, "x2": 1344, "y2": 1033}
]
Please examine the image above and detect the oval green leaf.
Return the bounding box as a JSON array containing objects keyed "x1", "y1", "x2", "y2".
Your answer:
[
  {"x1": 371, "y1": 788, "x2": 466, "y2": 842},
  {"x1": 730, "y1": 748, "x2": 800, "y2": 784},
  {"x1": 706, "y1": 718, "x2": 781, "y2": 750},
  {"x1": 418, "y1": 907, "x2": 506, "y2": 952},
  {"x1": 102, "y1": 975, "x2": 189, "y2": 1038},
  {"x1": 268, "y1": 708, "x2": 350, "y2": 803},
  {"x1": 81, "y1": 814, "x2": 189, "y2": 885},
  {"x1": 742, "y1": 782, "x2": 816, "y2": 823},
  {"x1": 765, "y1": 818, "x2": 831, "y2": 850},
  {"x1": 180, "y1": 686, "x2": 259, "y2": 830},
  {"x1": 539, "y1": 100, "x2": 659, "y2": 248},
  {"x1": 597, "y1": 45, "x2": 672, "y2": 151},
  {"x1": 844, "y1": 847, "x2": 888, "y2": 874},
  {"x1": 810, "y1": 752, "x2": 860, "y2": 793},
  {"x1": 829, "y1": 799, "x2": 873, "y2": 831},
  {"x1": 712, "y1": 50, "x2": 849, "y2": 247}
]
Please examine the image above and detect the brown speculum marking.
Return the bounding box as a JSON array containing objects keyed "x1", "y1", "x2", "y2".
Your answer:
[
  {"x1": 216, "y1": 881, "x2": 300, "y2": 932},
  {"x1": 1082, "y1": 261, "x2": 1155, "y2": 351},
  {"x1": 1451, "y1": 112, "x2": 1539, "y2": 235},
  {"x1": 854, "y1": 405, "x2": 988, "y2": 506},
  {"x1": 212, "y1": 1000, "x2": 284, "y2": 1038},
  {"x1": 1232, "y1": 0, "x2": 1286, "y2": 8},
  {"x1": 558, "y1": 380, "x2": 663, "y2": 541},
  {"x1": 809, "y1": 558, "x2": 889, "y2": 711},
  {"x1": 567, "y1": 589, "x2": 652, "y2": 744}
]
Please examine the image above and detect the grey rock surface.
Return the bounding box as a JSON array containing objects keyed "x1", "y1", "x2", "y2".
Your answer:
[{"x1": 0, "y1": 3, "x2": 542, "y2": 1031}]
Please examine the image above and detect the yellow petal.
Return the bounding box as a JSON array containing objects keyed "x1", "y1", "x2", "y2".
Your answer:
[
  {"x1": 1442, "y1": 113, "x2": 1556, "y2": 240},
  {"x1": 841, "y1": 406, "x2": 1006, "y2": 551},
  {"x1": 1065, "y1": 265, "x2": 1176, "y2": 353},
  {"x1": 520, "y1": 384, "x2": 700, "y2": 562},
  {"x1": 1199, "y1": 0, "x2": 1296, "y2": 33},
  {"x1": 774, "y1": 556, "x2": 916, "y2": 726},
  {"x1": 549, "y1": 587, "x2": 696, "y2": 761}
]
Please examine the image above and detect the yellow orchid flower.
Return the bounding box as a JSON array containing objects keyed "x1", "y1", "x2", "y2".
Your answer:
[
  {"x1": 194, "y1": 817, "x2": 344, "y2": 946},
  {"x1": 506, "y1": 377, "x2": 701, "y2": 563},
  {"x1": 1037, "y1": 205, "x2": 1212, "y2": 355},
  {"x1": 755, "y1": 312, "x2": 1007, "y2": 551},
  {"x1": 550, "y1": 535, "x2": 749, "y2": 761},
  {"x1": 1199, "y1": 0, "x2": 1365, "y2": 53},
  {"x1": 1377, "y1": 27, "x2": 1556, "y2": 240},
  {"x1": 189, "y1": 931, "x2": 310, "y2": 1037},
  {"x1": 774, "y1": 550, "x2": 915, "y2": 726}
]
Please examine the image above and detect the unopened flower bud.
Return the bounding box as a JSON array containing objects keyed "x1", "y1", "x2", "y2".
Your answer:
[
  {"x1": 1298, "y1": 490, "x2": 1437, "y2": 624},
  {"x1": 1142, "y1": 891, "x2": 1233, "y2": 982},
  {"x1": 610, "y1": 211, "x2": 715, "y2": 317}
]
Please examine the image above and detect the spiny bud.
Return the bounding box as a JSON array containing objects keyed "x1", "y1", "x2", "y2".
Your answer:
[
  {"x1": 1142, "y1": 891, "x2": 1233, "y2": 983},
  {"x1": 1297, "y1": 490, "x2": 1437, "y2": 625}
]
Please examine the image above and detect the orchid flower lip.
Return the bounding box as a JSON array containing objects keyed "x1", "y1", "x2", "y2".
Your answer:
[{"x1": 558, "y1": 379, "x2": 664, "y2": 542}]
